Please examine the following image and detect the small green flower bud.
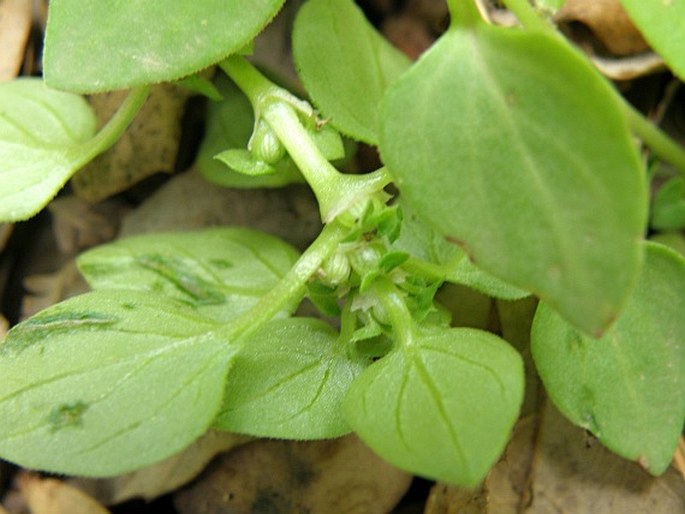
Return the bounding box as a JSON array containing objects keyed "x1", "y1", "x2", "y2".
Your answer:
[
  {"x1": 248, "y1": 119, "x2": 285, "y2": 164},
  {"x1": 319, "y1": 251, "x2": 351, "y2": 286}
]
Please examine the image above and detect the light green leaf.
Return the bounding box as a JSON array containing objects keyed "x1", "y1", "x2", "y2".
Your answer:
[
  {"x1": 620, "y1": 1, "x2": 685, "y2": 81},
  {"x1": 380, "y1": 24, "x2": 646, "y2": 336},
  {"x1": 394, "y1": 205, "x2": 529, "y2": 300},
  {"x1": 293, "y1": 0, "x2": 411, "y2": 145},
  {"x1": 214, "y1": 318, "x2": 367, "y2": 439},
  {"x1": 0, "y1": 290, "x2": 233, "y2": 477},
  {"x1": 650, "y1": 232, "x2": 685, "y2": 257},
  {"x1": 535, "y1": 0, "x2": 566, "y2": 11},
  {"x1": 344, "y1": 327, "x2": 524, "y2": 486},
  {"x1": 214, "y1": 149, "x2": 277, "y2": 176},
  {"x1": 0, "y1": 79, "x2": 96, "y2": 222},
  {"x1": 531, "y1": 242, "x2": 685, "y2": 474},
  {"x1": 197, "y1": 76, "x2": 304, "y2": 188},
  {"x1": 77, "y1": 228, "x2": 300, "y2": 322},
  {"x1": 43, "y1": 0, "x2": 286, "y2": 93}
]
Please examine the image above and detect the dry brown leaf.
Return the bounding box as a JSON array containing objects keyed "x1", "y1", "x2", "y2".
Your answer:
[
  {"x1": 0, "y1": 503, "x2": 9, "y2": 514},
  {"x1": 71, "y1": 84, "x2": 191, "y2": 203},
  {"x1": 524, "y1": 402, "x2": 685, "y2": 513},
  {"x1": 71, "y1": 431, "x2": 250, "y2": 505},
  {"x1": 0, "y1": 224, "x2": 12, "y2": 253},
  {"x1": 424, "y1": 483, "x2": 488, "y2": 514},
  {"x1": 17, "y1": 473, "x2": 110, "y2": 514},
  {"x1": 0, "y1": 0, "x2": 32, "y2": 81},
  {"x1": 21, "y1": 261, "x2": 89, "y2": 319},
  {"x1": 0, "y1": 314, "x2": 7, "y2": 339},
  {"x1": 119, "y1": 167, "x2": 321, "y2": 250},
  {"x1": 556, "y1": 0, "x2": 648, "y2": 56},
  {"x1": 48, "y1": 196, "x2": 126, "y2": 255},
  {"x1": 174, "y1": 435, "x2": 412, "y2": 514}
]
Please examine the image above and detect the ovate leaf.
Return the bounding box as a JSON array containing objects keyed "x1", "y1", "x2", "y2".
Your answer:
[
  {"x1": 531, "y1": 242, "x2": 685, "y2": 474},
  {"x1": 344, "y1": 327, "x2": 524, "y2": 486},
  {"x1": 0, "y1": 79, "x2": 96, "y2": 222},
  {"x1": 651, "y1": 177, "x2": 685, "y2": 231},
  {"x1": 293, "y1": 0, "x2": 411, "y2": 145},
  {"x1": 44, "y1": 0, "x2": 286, "y2": 93},
  {"x1": 620, "y1": 1, "x2": 685, "y2": 80},
  {"x1": 77, "y1": 228, "x2": 300, "y2": 322},
  {"x1": 380, "y1": 24, "x2": 646, "y2": 336},
  {"x1": 214, "y1": 318, "x2": 368, "y2": 438},
  {"x1": 0, "y1": 290, "x2": 234, "y2": 477}
]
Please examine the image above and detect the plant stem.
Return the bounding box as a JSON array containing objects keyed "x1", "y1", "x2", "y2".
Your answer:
[
  {"x1": 371, "y1": 277, "x2": 416, "y2": 348},
  {"x1": 72, "y1": 86, "x2": 151, "y2": 166},
  {"x1": 500, "y1": 0, "x2": 554, "y2": 33},
  {"x1": 220, "y1": 219, "x2": 350, "y2": 341},
  {"x1": 624, "y1": 102, "x2": 685, "y2": 177}
]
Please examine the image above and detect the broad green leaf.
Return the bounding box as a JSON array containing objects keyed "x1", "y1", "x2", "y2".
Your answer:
[
  {"x1": 344, "y1": 327, "x2": 524, "y2": 486},
  {"x1": 0, "y1": 79, "x2": 96, "y2": 222},
  {"x1": 620, "y1": 1, "x2": 685, "y2": 81},
  {"x1": 0, "y1": 290, "x2": 233, "y2": 477},
  {"x1": 531, "y1": 242, "x2": 685, "y2": 474},
  {"x1": 394, "y1": 205, "x2": 529, "y2": 300},
  {"x1": 651, "y1": 177, "x2": 685, "y2": 231},
  {"x1": 43, "y1": 0, "x2": 286, "y2": 93},
  {"x1": 214, "y1": 318, "x2": 368, "y2": 438},
  {"x1": 650, "y1": 232, "x2": 685, "y2": 257},
  {"x1": 196, "y1": 77, "x2": 304, "y2": 188},
  {"x1": 292, "y1": 0, "x2": 411, "y2": 145},
  {"x1": 77, "y1": 228, "x2": 300, "y2": 322},
  {"x1": 380, "y1": 24, "x2": 646, "y2": 336}
]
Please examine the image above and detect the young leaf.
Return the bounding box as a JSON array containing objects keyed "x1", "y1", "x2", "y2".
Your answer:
[
  {"x1": 292, "y1": 0, "x2": 411, "y2": 145},
  {"x1": 0, "y1": 290, "x2": 234, "y2": 477},
  {"x1": 380, "y1": 23, "x2": 646, "y2": 336},
  {"x1": 531, "y1": 242, "x2": 685, "y2": 475},
  {"x1": 77, "y1": 228, "x2": 300, "y2": 322},
  {"x1": 214, "y1": 318, "x2": 368, "y2": 439},
  {"x1": 0, "y1": 79, "x2": 96, "y2": 222},
  {"x1": 620, "y1": 1, "x2": 685, "y2": 81},
  {"x1": 196, "y1": 76, "x2": 304, "y2": 188},
  {"x1": 344, "y1": 327, "x2": 524, "y2": 487},
  {"x1": 394, "y1": 205, "x2": 529, "y2": 300},
  {"x1": 43, "y1": 0, "x2": 286, "y2": 93}
]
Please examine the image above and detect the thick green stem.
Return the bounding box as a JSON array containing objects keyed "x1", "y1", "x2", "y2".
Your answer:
[
  {"x1": 371, "y1": 277, "x2": 416, "y2": 348},
  {"x1": 625, "y1": 102, "x2": 685, "y2": 178},
  {"x1": 221, "y1": 55, "x2": 391, "y2": 222},
  {"x1": 72, "y1": 86, "x2": 151, "y2": 166},
  {"x1": 219, "y1": 220, "x2": 350, "y2": 341}
]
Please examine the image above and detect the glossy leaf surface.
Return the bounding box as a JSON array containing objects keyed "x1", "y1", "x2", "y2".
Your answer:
[
  {"x1": 0, "y1": 79, "x2": 96, "y2": 221},
  {"x1": 77, "y1": 228, "x2": 300, "y2": 322},
  {"x1": 214, "y1": 318, "x2": 367, "y2": 439},
  {"x1": 0, "y1": 291, "x2": 233, "y2": 477},
  {"x1": 293, "y1": 0, "x2": 410, "y2": 144},
  {"x1": 620, "y1": 0, "x2": 685, "y2": 80},
  {"x1": 532, "y1": 243, "x2": 685, "y2": 474},
  {"x1": 344, "y1": 327, "x2": 523, "y2": 486},
  {"x1": 44, "y1": 0, "x2": 286, "y2": 92},
  {"x1": 380, "y1": 24, "x2": 646, "y2": 335}
]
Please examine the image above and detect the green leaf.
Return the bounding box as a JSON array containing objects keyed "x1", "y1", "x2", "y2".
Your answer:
[
  {"x1": 0, "y1": 79, "x2": 96, "y2": 222},
  {"x1": 214, "y1": 318, "x2": 367, "y2": 439},
  {"x1": 196, "y1": 76, "x2": 304, "y2": 188},
  {"x1": 292, "y1": 0, "x2": 411, "y2": 145},
  {"x1": 214, "y1": 149, "x2": 277, "y2": 176},
  {"x1": 43, "y1": 0, "x2": 286, "y2": 93},
  {"x1": 344, "y1": 326, "x2": 524, "y2": 486},
  {"x1": 77, "y1": 228, "x2": 300, "y2": 322},
  {"x1": 380, "y1": 24, "x2": 646, "y2": 336},
  {"x1": 531, "y1": 242, "x2": 685, "y2": 474},
  {"x1": 394, "y1": 205, "x2": 529, "y2": 300},
  {"x1": 620, "y1": 1, "x2": 685, "y2": 81},
  {"x1": 0, "y1": 290, "x2": 233, "y2": 477},
  {"x1": 651, "y1": 177, "x2": 685, "y2": 231},
  {"x1": 650, "y1": 232, "x2": 685, "y2": 257}
]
